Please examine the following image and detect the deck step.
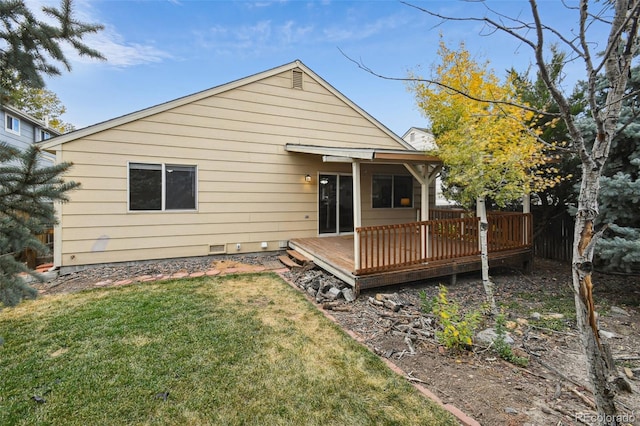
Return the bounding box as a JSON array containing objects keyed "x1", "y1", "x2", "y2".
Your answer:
[
  {"x1": 277, "y1": 255, "x2": 301, "y2": 268},
  {"x1": 286, "y1": 249, "x2": 311, "y2": 265}
]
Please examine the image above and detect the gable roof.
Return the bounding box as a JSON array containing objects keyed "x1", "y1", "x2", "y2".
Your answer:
[
  {"x1": 401, "y1": 127, "x2": 431, "y2": 142},
  {"x1": 40, "y1": 60, "x2": 413, "y2": 152}
]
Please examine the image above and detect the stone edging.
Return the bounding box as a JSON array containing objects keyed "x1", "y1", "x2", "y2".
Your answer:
[{"x1": 276, "y1": 271, "x2": 481, "y2": 426}]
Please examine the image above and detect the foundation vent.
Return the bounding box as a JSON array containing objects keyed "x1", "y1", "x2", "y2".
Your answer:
[
  {"x1": 209, "y1": 244, "x2": 226, "y2": 254},
  {"x1": 292, "y1": 69, "x2": 303, "y2": 89}
]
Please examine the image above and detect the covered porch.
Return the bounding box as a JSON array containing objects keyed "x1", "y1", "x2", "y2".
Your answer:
[
  {"x1": 285, "y1": 144, "x2": 533, "y2": 291},
  {"x1": 290, "y1": 210, "x2": 533, "y2": 290}
]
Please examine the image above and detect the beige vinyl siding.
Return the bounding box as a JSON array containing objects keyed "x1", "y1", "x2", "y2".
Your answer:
[{"x1": 56, "y1": 68, "x2": 406, "y2": 267}]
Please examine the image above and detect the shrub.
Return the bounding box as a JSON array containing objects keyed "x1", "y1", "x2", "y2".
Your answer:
[
  {"x1": 430, "y1": 285, "x2": 481, "y2": 351},
  {"x1": 494, "y1": 311, "x2": 528, "y2": 367}
]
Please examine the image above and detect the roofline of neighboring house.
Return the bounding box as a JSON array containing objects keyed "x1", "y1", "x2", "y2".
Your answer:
[
  {"x1": 39, "y1": 60, "x2": 413, "y2": 152},
  {"x1": 401, "y1": 126, "x2": 432, "y2": 142},
  {"x1": 2, "y1": 103, "x2": 61, "y2": 136}
]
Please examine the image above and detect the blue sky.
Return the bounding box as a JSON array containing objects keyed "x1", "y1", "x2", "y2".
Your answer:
[{"x1": 41, "y1": 0, "x2": 608, "y2": 136}]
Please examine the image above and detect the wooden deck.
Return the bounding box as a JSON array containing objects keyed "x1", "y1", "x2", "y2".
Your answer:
[{"x1": 289, "y1": 213, "x2": 533, "y2": 291}]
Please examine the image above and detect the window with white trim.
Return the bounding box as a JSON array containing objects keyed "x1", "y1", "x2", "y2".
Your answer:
[
  {"x1": 37, "y1": 129, "x2": 51, "y2": 142},
  {"x1": 5, "y1": 114, "x2": 20, "y2": 135},
  {"x1": 372, "y1": 174, "x2": 413, "y2": 208},
  {"x1": 129, "y1": 162, "x2": 197, "y2": 211}
]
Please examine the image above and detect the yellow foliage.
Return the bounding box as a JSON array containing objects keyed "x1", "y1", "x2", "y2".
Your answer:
[{"x1": 410, "y1": 39, "x2": 558, "y2": 208}]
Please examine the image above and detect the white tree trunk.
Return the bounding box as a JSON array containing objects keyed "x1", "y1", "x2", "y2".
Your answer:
[
  {"x1": 477, "y1": 197, "x2": 497, "y2": 314},
  {"x1": 572, "y1": 159, "x2": 621, "y2": 425}
]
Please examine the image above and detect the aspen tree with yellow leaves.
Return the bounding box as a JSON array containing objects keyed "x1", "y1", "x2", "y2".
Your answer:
[{"x1": 410, "y1": 40, "x2": 559, "y2": 315}]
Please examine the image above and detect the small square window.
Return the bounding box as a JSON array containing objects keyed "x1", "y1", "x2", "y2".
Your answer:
[{"x1": 5, "y1": 114, "x2": 20, "y2": 135}]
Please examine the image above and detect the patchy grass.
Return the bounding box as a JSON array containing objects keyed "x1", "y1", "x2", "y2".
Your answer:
[{"x1": 0, "y1": 273, "x2": 457, "y2": 425}]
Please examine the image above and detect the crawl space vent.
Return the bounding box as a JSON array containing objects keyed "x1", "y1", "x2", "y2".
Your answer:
[
  {"x1": 292, "y1": 69, "x2": 303, "y2": 89},
  {"x1": 209, "y1": 244, "x2": 225, "y2": 254}
]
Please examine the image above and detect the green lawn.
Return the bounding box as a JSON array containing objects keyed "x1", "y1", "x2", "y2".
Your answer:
[{"x1": 0, "y1": 273, "x2": 457, "y2": 425}]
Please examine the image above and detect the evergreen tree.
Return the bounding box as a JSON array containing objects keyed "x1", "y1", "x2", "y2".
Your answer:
[
  {"x1": 577, "y1": 66, "x2": 640, "y2": 273},
  {"x1": 0, "y1": 0, "x2": 104, "y2": 99},
  {"x1": 1, "y1": 0, "x2": 102, "y2": 306},
  {"x1": 0, "y1": 143, "x2": 79, "y2": 306}
]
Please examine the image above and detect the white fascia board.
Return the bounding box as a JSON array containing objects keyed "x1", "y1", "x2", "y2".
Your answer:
[{"x1": 285, "y1": 144, "x2": 375, "y2": 160}]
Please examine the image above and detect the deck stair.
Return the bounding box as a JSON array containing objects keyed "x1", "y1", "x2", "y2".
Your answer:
[{"x1": 278, "y1": 249, "x2": 313, "y2": 269}]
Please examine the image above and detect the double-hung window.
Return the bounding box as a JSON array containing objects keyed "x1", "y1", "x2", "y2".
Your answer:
[
  {"x1": 5, "y1": 114, "x2": 20, "y2": 135},
  {"x1": 372, "y1": 174, "x2": 414, "y2": 208},
  {"x1": 129, "y1": 162, "x2": 197, "y2": 211}
]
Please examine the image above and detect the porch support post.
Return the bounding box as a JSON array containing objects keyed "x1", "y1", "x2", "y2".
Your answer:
[
  {"x1": 522, "y1": 193, "x2": 531, "y2": 245},
  {"x1": 352, "y1": 160, "x2": 362, "y2": 272},
  {"x1": 403, "y1": 164, "x2": 430, "y2": 220},
  {"x1": 421, "y1": 169, "x2": 429, "y2": 221},
  {"x1": 477, "y1": 196, "x2": 485, "y2": 251},
  {"x1": 404, "y1": 163, "x2": 430, "y2": 259},
  {"x1": 522, "y1": 193, "x2": 530, "y2": 214}
]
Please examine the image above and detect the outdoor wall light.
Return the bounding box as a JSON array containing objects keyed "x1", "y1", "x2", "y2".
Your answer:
[{"x1": 305, "y1": 174, "x2": 312, "y2": 182}]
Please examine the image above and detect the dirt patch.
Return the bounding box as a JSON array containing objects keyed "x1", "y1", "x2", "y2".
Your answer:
[
  {"x1": 29, "y1": 255, "x2": 639, "y2": 425},
  {"x1": 325, "y1": 258, "x2": 640, "y2": 425}
]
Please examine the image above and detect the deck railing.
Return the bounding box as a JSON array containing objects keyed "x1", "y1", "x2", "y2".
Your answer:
[{"x1": 355, "y1": 212, "x2": 532, "y2": 275}]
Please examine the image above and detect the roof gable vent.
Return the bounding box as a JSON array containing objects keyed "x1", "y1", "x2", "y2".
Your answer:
[{"x1": 292, "y1": 69, "x2": 303, "y2": 89}]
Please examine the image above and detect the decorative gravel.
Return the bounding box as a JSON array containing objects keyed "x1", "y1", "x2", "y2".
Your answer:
[{"x1": 35, "y1": 252, "x2": 286, "y2": 295}]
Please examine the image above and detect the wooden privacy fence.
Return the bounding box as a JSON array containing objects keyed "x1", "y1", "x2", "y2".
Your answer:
[
  {"x1": 533, "y1": 210, "x2": 573, "y2": 262},
  {"x1": 21, "y1": 227, "x2": 54, "y2": 269},
  {"x1": 355, "y1": 212, "x2": 532, "y2": 275}
]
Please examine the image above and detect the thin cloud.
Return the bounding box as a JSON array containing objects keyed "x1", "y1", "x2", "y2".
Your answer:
[
  {"x1": 29, "y1": 0, "x2": 172, "y2": 68},
  {"x1": 196, "y1": 20, "x2": 313, "y2": 56},
  {"x1": 75, "y1": 25, "x2": 173, "y2": 68},
  {"x1": 323, "y1": 14, "x2": 407, "y2": 43}
]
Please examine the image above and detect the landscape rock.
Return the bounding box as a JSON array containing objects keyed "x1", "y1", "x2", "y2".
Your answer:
[
  {"x1": 342, "y1": 288, "x2": 356, "y2": 303},
  {"x1": 624, "y1": 367, "x2": 634, "y2": 379},
  {"x1": 475, "y1": 328, "x2": 514, "y2": 346},
  {"x1": 530, "y1": 312, "x2": 542, "y2": 320},
  {"x1": 610, "y1": 306, "x2": 630, "y2": 316},
  {"x1": 599, "y1": 330, "x2": 620, "y2": 339},
  {"x1": 543, "y1": 313, "x2": 564, "y2": 320},
  {"x1": 328, "y1": 287, "x2": 342, "y2": 299}
]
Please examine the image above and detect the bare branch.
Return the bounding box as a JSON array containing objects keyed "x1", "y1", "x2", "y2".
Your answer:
[{"x1": 338, "y1": 48, "x2": 559, "y2": 118}]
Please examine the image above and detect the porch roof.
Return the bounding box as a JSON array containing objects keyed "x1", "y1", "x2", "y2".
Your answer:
[{"x1": 284, "y1": 143, "x2": 442, "y2": 165}]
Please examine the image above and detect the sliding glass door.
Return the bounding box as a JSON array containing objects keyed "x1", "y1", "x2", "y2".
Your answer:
[{"x1": 318, "y1": 174, "x2": 353, "y2": 234}]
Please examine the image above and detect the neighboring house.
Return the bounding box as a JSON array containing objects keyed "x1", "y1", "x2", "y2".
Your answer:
[
  {"x1": 402, "y1": 127, "x2": 454, "y2": 206},
  {"x1": 40, "y1": 60, "x2": 442, "y2": 273},
  {"x1": 402, "y1": 127, "x2": 437, "y2": 151},
  {"x1": 1, "y1": 103, "x2": 59, "y2": 165}
]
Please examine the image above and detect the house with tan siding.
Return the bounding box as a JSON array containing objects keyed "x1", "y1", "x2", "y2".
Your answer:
[{"x1": 40, "y1": 60, "x2": 445, "y2": 276}]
